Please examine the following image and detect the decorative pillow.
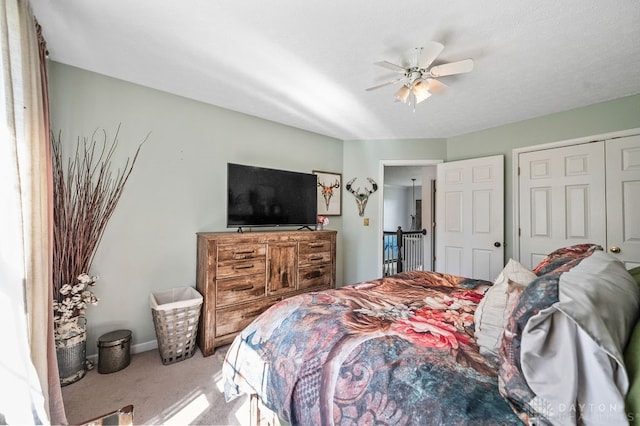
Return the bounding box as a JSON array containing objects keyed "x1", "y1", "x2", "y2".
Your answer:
[
  {"x1": 499, "y1": 249, "x2": 639, "y2": 425},
  {"x1": 474, "y1": 258, "x2": 537, "y2": 358},
  {"x1": 531, "y1": 243, "x2": 602, "y2": 276}
]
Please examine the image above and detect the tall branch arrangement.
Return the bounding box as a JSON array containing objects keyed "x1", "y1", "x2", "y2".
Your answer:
[{"x1": 51, "y1": 125, "x2": 149, "y2": 306}]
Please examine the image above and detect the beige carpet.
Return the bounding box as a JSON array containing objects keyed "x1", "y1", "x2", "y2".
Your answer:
[{"x1": 62, "y1": 345, "x2": 252, "y2": 425}]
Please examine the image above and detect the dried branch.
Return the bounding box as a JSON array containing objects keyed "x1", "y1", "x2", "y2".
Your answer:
[{"x1": 52, "y1": 124, "x2": 149, "y2": 302}]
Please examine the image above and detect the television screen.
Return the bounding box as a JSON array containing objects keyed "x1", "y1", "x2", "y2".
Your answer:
[{"x1": 227, "y1": 163, "x2": 318, "y2": 228}]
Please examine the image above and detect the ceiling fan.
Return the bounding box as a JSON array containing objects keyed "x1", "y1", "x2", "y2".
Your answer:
[{"x1": 366, "y1": 41, "x2": 474, "y2": 108}]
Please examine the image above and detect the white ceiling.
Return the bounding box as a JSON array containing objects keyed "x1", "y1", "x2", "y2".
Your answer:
[{"x1": 32, "y1": 1, "x2": 640, "y2": 141}]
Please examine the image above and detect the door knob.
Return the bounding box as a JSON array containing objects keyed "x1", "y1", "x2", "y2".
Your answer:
[
  {"x1": 494, "y1": 242, "x2": 501, "y2": 248},
  {"x1": 610, "y1": 246, "x2": 621, "y2": 254}
]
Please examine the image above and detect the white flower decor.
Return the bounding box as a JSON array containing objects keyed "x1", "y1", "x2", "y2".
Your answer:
[{"x1": 53, "y1": 273, "x2": 99, "y2": 323}]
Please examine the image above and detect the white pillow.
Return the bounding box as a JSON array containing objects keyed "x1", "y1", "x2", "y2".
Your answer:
[{"x1": 474, "y1": 258, "x2": 537, "y2": 357}]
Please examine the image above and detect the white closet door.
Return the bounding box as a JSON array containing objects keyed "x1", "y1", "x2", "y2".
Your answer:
[
  {"x1": 435, "y1": 155, "x2": 504, "y2": 281},
  {"x1": 606, "y1": 135, "x2": 640, "y2": 268},
  {"x1": 518, "y1": 142, "x2": 607, "y2": 269}
]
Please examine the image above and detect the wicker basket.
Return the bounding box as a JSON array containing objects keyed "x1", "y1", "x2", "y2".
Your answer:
[{"x1": 150, "y1": 287, "x2": 203, "y2": 365}]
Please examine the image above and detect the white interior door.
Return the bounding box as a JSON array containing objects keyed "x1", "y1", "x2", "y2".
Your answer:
[
  {"x1": 606, "y1": 135, "x2": 640, "y2": 268},
  {"x1": 435, "y1": 155, "x2": 504, "y2": 281},
  {"x1": 518, "y1": 141, "x2": 607, "y2": 269}
]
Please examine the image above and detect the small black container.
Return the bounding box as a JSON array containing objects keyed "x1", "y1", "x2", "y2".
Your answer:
[{"x1": 97, "y1": 329, "x2": 132, "y2": 374}]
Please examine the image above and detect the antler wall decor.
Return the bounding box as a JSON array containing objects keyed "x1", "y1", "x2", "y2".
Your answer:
[
  {"x1": 317, "y1": 178, "x2": 340, "y2": 210},
  {"x1": 346, "y1": 177, "x2": 378, "y2": 216}
]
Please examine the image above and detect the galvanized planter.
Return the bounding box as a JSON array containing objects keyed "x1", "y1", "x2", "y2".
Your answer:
[{"x1": 55, "y1": 316, "x2": 87, "y2": 386}]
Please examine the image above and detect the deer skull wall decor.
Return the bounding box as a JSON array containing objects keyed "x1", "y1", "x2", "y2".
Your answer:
[
  {"x1": 317, "y1": 178, "x2": 340, "y2": 210},
  {"x1": 346, "y1": 177, "x2": 378, "y2": 216}
]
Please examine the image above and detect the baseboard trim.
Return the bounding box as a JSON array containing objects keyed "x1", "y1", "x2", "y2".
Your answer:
[
  {"x1": 132, "y1": 339, "x2": 158, "y2": 354},
  {"x1": 87, "y1": 339, "x2": 158, "y2": 364}
]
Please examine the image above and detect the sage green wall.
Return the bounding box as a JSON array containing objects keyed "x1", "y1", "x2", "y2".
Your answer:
[
  {"x1": 446, "y1": 94, "x2": 640, "y2": 260},
  {"x1": 49, "y1": 60, "x2": 640, "y2": 354},
  {"x1": 341, "y1": 139, "x2": 447, "y2": 284},
  {"x1": 49, "y1": 62, "x2": 344, "y2": 356}
]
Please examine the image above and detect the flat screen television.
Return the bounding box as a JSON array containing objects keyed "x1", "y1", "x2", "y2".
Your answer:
[{"x1": 227, "y1": 163, "x2": 318, "y2": 229}]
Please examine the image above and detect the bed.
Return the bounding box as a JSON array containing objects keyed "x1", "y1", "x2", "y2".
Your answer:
[{"x1": 223, "y1": 244, "x2": 640, "y2": 425}]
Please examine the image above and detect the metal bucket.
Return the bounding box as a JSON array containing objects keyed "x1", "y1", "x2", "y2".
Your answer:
[
  {"x1": 98, "y1": 329, "x2": 132, "y2": 374},
  {"x1": 55, "y1": 316, "x2": 87, "y2": 386}
]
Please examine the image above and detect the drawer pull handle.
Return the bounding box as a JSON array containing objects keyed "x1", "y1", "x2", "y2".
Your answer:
[
  {"x1": 234, "y1": 249, "x2": 256, "y2": 255},
  {"x1": 308, "y1": 243, "x2": 324, "y2": 248},
  {"x1": 242, "y1": 308, "x2": 266, "y2": 319},
  {"x1": 232, "y1": 284, "x2": 254, "y2": 291},
  {"x1": 234, "y1": 264, "x2": 255, "y2": 270},
  {"x1": 309, "y1": 256, "x2": 323, "y2": 261}
]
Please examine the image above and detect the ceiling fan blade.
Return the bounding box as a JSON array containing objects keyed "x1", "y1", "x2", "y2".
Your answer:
[
  {"x1": 426, "y1": 78, "x2": 447, "y2": 94},
  {"x1": 429, "y1": 59, "x2": 474, "y2": 78},
  {"x1": 365, "y1": 77, "x2": 405, "y2": 91},
  {"x1": 373, "y1": 61, "x2": 406, "y2": 73},
  {"x1": 418, "y1": 41, "x2": 444, "y2": 69}
]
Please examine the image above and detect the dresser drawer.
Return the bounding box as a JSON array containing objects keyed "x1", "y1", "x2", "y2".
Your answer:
[
  {"x1": 299, "y1": 264, "x2": 332, "y2": 290},
  {"x1": 217, "y1": 243, "x2": 266, "y2": 262},
  {"x1": 215, "y1": 298, "x2": 275, "y2": 337},
  {"x1": 217, "y1": 258, "x2": 266, "y2": 279},
  {"x1": 216, "y1": 274, "x2": 265, "y2": 307},
  {"x1": 299, "y1": 250, "x2": 331, "y2": 267},
  {"x1": 299, "y1": 238, "x2": 331, "y2": 254}
]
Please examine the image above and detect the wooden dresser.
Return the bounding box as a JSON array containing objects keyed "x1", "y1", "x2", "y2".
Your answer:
[{"x1": 196, "y1": 229, "x2": 337, "y2": 356}]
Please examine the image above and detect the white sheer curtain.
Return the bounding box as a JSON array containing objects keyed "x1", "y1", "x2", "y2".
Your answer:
[{"x1": 0, "y1": 0, "x2": 66, "y2": 424}]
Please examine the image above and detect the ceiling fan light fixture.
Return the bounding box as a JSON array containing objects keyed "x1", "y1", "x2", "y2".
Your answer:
[
  {"x1": 412, "y1": 80, "x2": 431, "y2": 104},
  {"x1": 394, "y1": 85, "x2": 411, "y2": 103}
]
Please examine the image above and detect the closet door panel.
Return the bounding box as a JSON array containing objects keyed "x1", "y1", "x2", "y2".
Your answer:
[
  {"x1": 518, "y1": 142, "x2": 606, "y2": 269},
  {"x1": 606, "y1": 135, "x2": 640, "y2": 268}
]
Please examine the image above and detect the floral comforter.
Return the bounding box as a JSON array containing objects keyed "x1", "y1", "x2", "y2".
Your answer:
[{"x1": 223, "y1": 270, "x2": 522, "y2": 425}]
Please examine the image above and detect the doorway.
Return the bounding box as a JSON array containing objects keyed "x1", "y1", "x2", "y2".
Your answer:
[
  {"x1": 378, "y1": 160, "x2": 440, "y2": 276},
  {"x1": 379, "y1": 155, "x2": 505, "y2": 281}
]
